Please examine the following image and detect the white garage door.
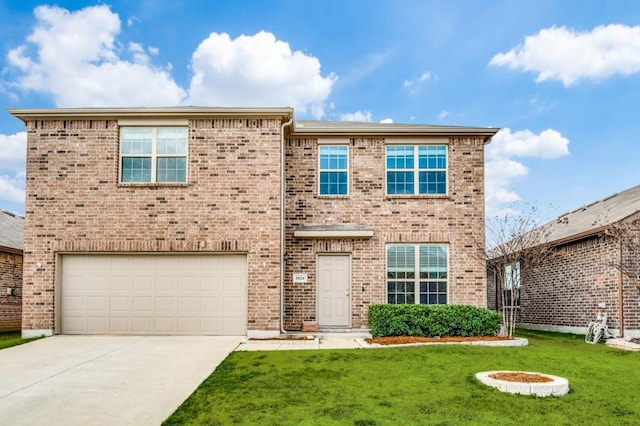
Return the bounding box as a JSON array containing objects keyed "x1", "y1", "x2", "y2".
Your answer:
[{"x1": 60, "y1": 254, "x2": 247, "y2": 335}]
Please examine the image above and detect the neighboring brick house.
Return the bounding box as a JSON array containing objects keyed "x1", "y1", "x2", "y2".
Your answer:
[
  {"x1": 0, "y1": 210, "x2": 24, "y2": 331},
  {"x1": 487, "y1": 185, "x2": 640, "y2": 338},
  {"x1": 10, "y1": 107, "x2": 498, "y2": 337}
]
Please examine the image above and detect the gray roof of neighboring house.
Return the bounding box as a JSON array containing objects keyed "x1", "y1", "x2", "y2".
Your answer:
[
  {"x1": 543, "y1": 185, "x2": 640, "y2": 245},
  {"x1": 293, "y1": 120, "x2": 499, "y2": 140},
  {"x1": 0, "y1": 210, "x2": 24, "y2": 252}
]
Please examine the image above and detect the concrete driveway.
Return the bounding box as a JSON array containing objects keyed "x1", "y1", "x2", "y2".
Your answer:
[{"x1": 0, "y1": 335, "x2": 242, "y2": 425}]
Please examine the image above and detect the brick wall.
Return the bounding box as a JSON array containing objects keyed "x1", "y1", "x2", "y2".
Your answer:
[
  {"x1": 22, "y1": 118, "x2": 283, "y2": 333},
  {"x1": 284, "y1": 136, "x2": 487, "y2": 330},
  {"x1": 0, "y1": 251, "x2": 22, "y2": 331},
  {"x1": 519, "y1": 235, "x2": 621, "y2": 329},
  {"x1": 488, "y1": 223, "x2": 640, "y2": 335}
]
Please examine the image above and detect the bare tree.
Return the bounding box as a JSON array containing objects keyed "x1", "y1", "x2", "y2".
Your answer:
[
  {"x1": 482, "y1": 206, "x2": 555, "y2": 338},
  {"x1": 604, "y1": 216, "x2": 640, "y2": 312}
]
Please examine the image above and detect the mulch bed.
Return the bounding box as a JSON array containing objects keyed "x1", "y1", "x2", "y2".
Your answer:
[
  {"x1": 489, "y1": 372, "x2": 553, "y2": 383},
  {"x1": 365, "y1": 335, "x2": 511, "y2": 345}
]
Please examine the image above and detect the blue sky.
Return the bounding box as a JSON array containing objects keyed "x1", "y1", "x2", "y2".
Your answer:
[{"x1": 1, "y1": 1, "x2": 639, "y2": 219}]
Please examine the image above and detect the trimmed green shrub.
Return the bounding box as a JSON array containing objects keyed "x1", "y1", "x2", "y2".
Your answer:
[{"x1": 368, "y1": 304, "x2": 502, "y2": 338}]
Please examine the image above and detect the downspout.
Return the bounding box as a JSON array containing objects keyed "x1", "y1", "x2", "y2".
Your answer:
[
  {"x1": 618, "y1": 237, "x2": 625, "y2": 337},
  {"x1": 280, "y1": 116, "x2": 293, "y2": 334}
]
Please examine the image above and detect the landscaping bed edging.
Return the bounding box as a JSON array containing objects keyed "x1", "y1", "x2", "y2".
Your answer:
[
  {"x1": 605, "y1": 338, "x2": 640, "y2": 351},
  {"x1": 476, "y1": 371, "x2": 569, "y2": 397},
  {"x1": 356, "y1": 337, "x2": 528, "y2": 348}
]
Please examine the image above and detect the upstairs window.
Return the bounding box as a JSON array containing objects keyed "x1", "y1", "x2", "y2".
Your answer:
[
  {"x1": 120, "y1": 127, "x2": 187, "y2": 183},
  {"x1": 387, "y1": 244, "x2": 448, "y2": 305},
  {"x1": 386, "y1": 145, "x2": 447, "y2": 195},
  {"x1": 319, "y1": 145, "x2": 348, "y2": 195}
]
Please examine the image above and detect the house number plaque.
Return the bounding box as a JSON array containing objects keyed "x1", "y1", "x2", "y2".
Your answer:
[{"x1": 293, "y1": 273, "x2": 308, "y2": 283}]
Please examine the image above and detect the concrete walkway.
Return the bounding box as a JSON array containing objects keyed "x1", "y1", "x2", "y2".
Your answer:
[
  {"x1": 0, "y1": 335, "x2": 242, "y2": 426},
  {"x1": 236, "y1": 331, "x2": 372, "y2": 351}
]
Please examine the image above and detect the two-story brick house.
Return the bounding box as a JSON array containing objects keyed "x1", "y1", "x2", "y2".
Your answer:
[{"x1": 9, "y1": 107, "x2": 498, "y2": 337}]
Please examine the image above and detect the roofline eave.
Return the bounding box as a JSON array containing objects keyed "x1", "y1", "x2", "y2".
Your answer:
[{"x1": 8, "y1": 107, "x2": 295, "y2": 123}]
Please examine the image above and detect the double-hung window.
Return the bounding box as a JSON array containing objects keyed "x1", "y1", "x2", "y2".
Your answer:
[
  {"x1": 386, "y1": 145, "x2": 447, "y2": 195},
  {"x1": 387, "y1": 244, "x2": 448, "y2": 305},
  {"x1": 319, "y1": 145, "x2": 348, "y2": 195},
  {"x1": 120, "y1": 127, "x2": 188, "y2": 183}
]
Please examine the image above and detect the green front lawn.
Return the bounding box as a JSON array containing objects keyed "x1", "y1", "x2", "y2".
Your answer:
[
  {"x1": 165, "y1": 330, "x2": 640, "y2": 425},
  {"x1": 0, "y1": 331, "x2": 41, "y2": 350}
]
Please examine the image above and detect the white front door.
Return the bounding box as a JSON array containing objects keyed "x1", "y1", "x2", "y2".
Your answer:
[{"x1": 317, "y1": 254, "x2": 351, "y2": 327}]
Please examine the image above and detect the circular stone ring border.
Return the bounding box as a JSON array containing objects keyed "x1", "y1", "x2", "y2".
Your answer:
[{"x1": 476, "y1": 371, "x2": 569, "y2": 397}]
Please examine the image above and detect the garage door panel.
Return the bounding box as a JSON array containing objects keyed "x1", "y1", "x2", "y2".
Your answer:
[
  {"x1": 133, "y1": 277, "x2": 154, "y2": 292},
  {"x1": 156, "y1": 277, "x2": 178, "y2": 292},
  {"x1": 87, "y1": 317, "x2": 108, "y2": 334},
  {"x1": 109, "y1": 317, "x2": 130, "y2": 333},
  {"x1": 178, "y1": 318, "x2": 198, "y2": 332},
  {"x1": 156, "y1": 297, "x2": 177, "y2": 313},
  {"x1": 131, "y1": 317, "x2": 152, "y2": 333},
  {"x1": 64, "y1": 317, "x2": 86, "y2": 333},
  {"x1": 87, "y1": 296, "x2": 108, "y2": 312},
  {"x1": 200, "y1": 317, "x2": 222, "y2": 333},
  {"x1": 61, "y1": 254, "x2": 247, "y2": 335},
  {"x1": 223, "y1": 296, "x2": 245, "y2": 313},
  {"x1": 110, "y1": 277, "x2": 131, "y2": 291},
  {"x1": 155, "y1": 317, "x2": 177, "y2": 333},
  {"x1": 178, "y1": 296, "x2": 199, "y2": 313},
  {"x1": 132, "y1": 296, "x2": 152, "y2": 312},
  {"x1": 178, "y1": 277, "x2": 200, "y2": 291}
]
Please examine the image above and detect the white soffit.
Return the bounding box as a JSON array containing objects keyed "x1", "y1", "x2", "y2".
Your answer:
[
  {"x1": 118, "y1": 119, "x2": 189, "y2": 126},
  {"x1": 385, "y1": 137, "x2": 449, "y2": 145},
  {"x1": 317, "y1": 138, "x2": 350, "y2": 145}
]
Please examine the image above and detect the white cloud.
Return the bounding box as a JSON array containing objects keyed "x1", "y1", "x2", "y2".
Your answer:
[
  {"x1": 490, "y1": 24, "x2": 640, "y2": 86},
  {"x1": 0, "y1": 132, "x2": 27, "y2": 172},
  {"x1": 7, "y1": 5, "x2": 186, "y2": 106},
  {"x1": 485, "y1": 128, "x2": 570, "y2": 214},
  {"x1": 339, "y1": 110, "x2": 372, "y2": 122},
  {"x1": 0, "y1": 174, "x2": 25, "y2": 204},
  {"x1": 187, "y1": 31, "x2": 337, "y2": 118},
  {"x1": 437, "y1": 110, "x2": 449, "y2": 120},
  {"x1": 0, "y1": 133, "x2": 27, "y2": 206},
  {"x1": 379, "y1": 118, "x2": 393, "y2": 124},
  {"x1": 403, "y1": 70, "x2": 433, "y2": 95},
  {"x1": 419, "y1": 72, "x2": 431, "y2": 82},
  {"x1": 7, "y1": 6, "x2": 338, "y2": 118},
  {"x1": 486, "y1": 128, "x2": 569, "y2": 160}
]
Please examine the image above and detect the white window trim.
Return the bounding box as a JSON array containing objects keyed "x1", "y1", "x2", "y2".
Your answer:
[
  {"x1": 504, "y1": 262, "x2": 521, "y2": 290},
  {"x1": 119, "y1": 127, "x2": 188, "y2": 184},
  {"x1": 385, "y1": 145, "x2": 448, "y2": 196},
  {"x1": 386, "y1": 243, "x2": 449, "y2": 305},
  {"x1": 318, "y1": 144, "x2": 349, "y2": 196}
]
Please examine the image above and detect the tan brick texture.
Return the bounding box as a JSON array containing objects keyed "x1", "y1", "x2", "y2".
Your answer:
[
  {"x1": 0, "y1": 251, "x2": 22, "y2": 331},
  {"x1": 22, "y1": 118, "x2": 282, "y2": 333},
  {"x1": 284, "y1": 136, "x2": 487, "y2": 330}
]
